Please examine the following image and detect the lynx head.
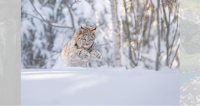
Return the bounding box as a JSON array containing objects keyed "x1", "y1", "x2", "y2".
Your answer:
[{"x1": 76, "y1": 26, "x2": 96, "y2": 49}]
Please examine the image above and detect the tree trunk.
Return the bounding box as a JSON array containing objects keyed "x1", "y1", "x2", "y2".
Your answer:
[
  {"x1": 123, "y1": 0, "x2": 137, "y2": 67},
  {"x1": 155, "y1": 0, "x2": 161, "y2": 71},
  {"x1": 110, "y1": 0, "x2": 121, "y2": 67},
  {"x1": 161, "y1": 0, "x2": 170, "y2": 66}
]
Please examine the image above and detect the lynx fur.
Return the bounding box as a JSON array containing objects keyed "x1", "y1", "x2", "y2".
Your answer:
[{"x1": 61, "y1": 26, "x2": 103, "y2": 67}]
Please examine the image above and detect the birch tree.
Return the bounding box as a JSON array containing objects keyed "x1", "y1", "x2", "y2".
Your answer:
[
  {"x1": 110, "y1": 0, "x2": 121, "y2": 67},
  {"x1": 155, "y1": 0, "x2": 161, "y2": 71}
]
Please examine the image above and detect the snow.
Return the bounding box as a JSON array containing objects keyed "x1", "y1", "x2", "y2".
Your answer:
[{"x1": 21, "y1": 67, "x2": 179, "y2": 105}]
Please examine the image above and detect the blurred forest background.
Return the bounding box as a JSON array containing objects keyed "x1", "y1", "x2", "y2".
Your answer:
[{"x1": 21, "y1": 0, "x2": 180, "y2": 70}]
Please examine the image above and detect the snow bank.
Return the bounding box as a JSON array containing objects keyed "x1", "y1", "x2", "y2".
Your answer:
[{"x1": 21, "y1": 67, "x2": 179, "y2": 105}]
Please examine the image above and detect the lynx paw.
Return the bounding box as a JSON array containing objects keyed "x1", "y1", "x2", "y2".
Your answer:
[
  {"x1": 90, "y1": 50, "x2": 103, "y2": 61},
  {"x1": 79, "y1": 49, "x2": 90, "y2": 61}
]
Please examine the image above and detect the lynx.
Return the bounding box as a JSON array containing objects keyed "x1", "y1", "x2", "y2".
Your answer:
[{"x1": 61, "y1": 26, "x2": 103, "y2": 67}]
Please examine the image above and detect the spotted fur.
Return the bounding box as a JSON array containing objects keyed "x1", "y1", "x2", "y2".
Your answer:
[{"x1": 61, "y1": 26, "x2": 103, "y2": 67}]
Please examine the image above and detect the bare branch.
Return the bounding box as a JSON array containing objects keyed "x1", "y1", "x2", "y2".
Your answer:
[
  {"x1": 170, "y1": 44, "x2": 180, "y2": 68},
  {"x1": 70, "y1": 0, "x2": 82, "y2": 8},
  {"x1": 22, "y1": 12, "x2": 72, "y2": 29},
  {"x1": 30, "y1": 0, "x2": 46, "y2": 21},
  {"x1": 64, "y1": 0, "x2": 76, "y2": 33},
  {"x1": 22, "y1": 12, "x2": 44, "y2": 22},
  {"x1": 28, "y1": 0, "x2": 73, "y2": 29}
]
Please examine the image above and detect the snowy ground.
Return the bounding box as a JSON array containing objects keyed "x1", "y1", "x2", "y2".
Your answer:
[{"x1": 21, "y1": 66, "x2": 180, "y2": 105}]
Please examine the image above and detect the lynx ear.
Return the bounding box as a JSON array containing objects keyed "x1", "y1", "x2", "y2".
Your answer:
[
  {"x1": 79, "y1": 26, "x2": 84, "y2": 34},
  {"x1": 93, "y1": 27, "x2": 96, "y2": 31},
  {"x1": 91, "y1": 27, "x2": 96, "y2": 34}
]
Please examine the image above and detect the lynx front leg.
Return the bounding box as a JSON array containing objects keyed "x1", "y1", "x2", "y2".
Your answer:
[
  {"x1": 90, "y1": 50, "x2": 103, "y2": 61},
  {"x1": 78, "y1": 49, "x2": 90, "y2": 61},
  {"x1": 69, "y1": 49, "x2": 90, "y2": 62}
]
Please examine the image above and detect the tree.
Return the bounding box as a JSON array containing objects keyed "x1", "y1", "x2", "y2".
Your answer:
[
  {"x1": 110, "y1": 0, "x2": 121, "y2": 67},
  {"x1": 155, "y1": 0, "x2": 161, "y2": 71}
]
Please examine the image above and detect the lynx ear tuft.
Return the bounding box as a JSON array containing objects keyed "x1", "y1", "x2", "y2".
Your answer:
[
  {"x1": 91, "y1": 27, "x2": 96, "y2": 34},
  {"x1": 93, "y1": 27, "x2": 96, "y2": 30}
]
